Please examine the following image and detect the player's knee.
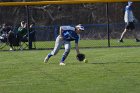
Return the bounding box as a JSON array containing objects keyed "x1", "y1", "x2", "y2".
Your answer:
[
  {"x1": 51, "y1": 53, "x2": 56, "y2": 56},
  {"x1": 64, "y1": 50, "x2": 70, "y2": 56},
  {"x1": 65, "y1": 48, "x2": 70, "y2": 52},
  {"x1": 51, "y1": 47, "x2": 61, "y2": 56},
  {"x1": 51, "y1": 51, "x2": 58, "y2": 56},
  {"x1": 65, "y1": 50, "x2": 70, "y2": 55}
]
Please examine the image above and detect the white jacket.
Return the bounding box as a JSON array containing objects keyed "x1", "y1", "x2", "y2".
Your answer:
[{"x1": 124, "y1": 5, "x2": 135, "y2": 23}]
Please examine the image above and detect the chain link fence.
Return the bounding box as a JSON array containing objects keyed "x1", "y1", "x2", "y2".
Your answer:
[{"x1": 0, "y1": 2, "x2": 140, "y2": 50}]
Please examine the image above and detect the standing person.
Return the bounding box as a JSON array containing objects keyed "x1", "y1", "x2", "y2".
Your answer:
[
  {"x1": 29, "y1": 22, "x2": 36, "y2": 41},
  {"x1": 44, "y1": 24, "x2": 85, "y2": 65},
  {"x1": 119, "y1": 1, "x2": 140, "y2": 42}
]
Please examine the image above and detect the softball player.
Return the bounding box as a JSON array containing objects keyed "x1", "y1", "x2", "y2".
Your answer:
[
  {"x1": 44, "y1": 24, "x2": 84, "y2": 65},
  {"x1": 119, "y1": 1, "x2": 140, "y2": 42}
]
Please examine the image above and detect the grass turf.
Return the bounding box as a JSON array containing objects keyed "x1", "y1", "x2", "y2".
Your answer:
[
  {"x1": 1, "y1": 39, "x2": 140, "y2": 50},
  {"x1": 0, "y1": 47, "x2": 140, "y2": 93}
]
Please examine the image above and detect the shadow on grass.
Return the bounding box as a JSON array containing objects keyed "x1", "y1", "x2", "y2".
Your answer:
[{"x1": 90, "y1": 61, "x2": 140, "y2": 64}]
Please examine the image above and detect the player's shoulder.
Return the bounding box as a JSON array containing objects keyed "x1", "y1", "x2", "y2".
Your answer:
[
  {"x1": 125, "y1": 5, "x2": 132, "y2": 10},
  {"x1": 60, "y1": 26, "x2": 75, "y2": 31}
]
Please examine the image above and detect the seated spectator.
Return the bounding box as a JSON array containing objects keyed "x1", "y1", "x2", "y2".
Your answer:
[
  {"x1": 20, "y1": 22, "x2": 36, "y2": 41},
  {"x1": 7, "y1": 30, "x2": 16, "y2": 50},
  {"x1": 17, "y1": 21, "x2": 28, "y2": 40},
  {"x1": 0, "y1": 23, "x2": 16, "y2": 50},
  {"x1": 16, "y1": 21, "x2": 36, "y2": 50},
  {"x1": 0, "y1": 23, "x2": 11, "y2": 42}
]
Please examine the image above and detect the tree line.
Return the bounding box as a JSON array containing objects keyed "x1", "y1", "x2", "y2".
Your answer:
[{"x1": 0, "y1": 1, "x2": 140, "y2": 27}]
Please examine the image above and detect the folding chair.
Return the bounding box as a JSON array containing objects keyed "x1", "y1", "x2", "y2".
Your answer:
[
  {"x1": 20, "y1": 31, "x2": 36, "y2": 49},
  {"x1": 7, "y1": 31, "x2": 18, "y2": 50},
  {"x1": 0, "y1": 31, "x2": 23, "y2": 50},
  {"x1": 0, "y1": 34, "x2": 19, "y2": 50},
  {"x1": 0, "y1": 36, "x2": 7, "y2": 49}
]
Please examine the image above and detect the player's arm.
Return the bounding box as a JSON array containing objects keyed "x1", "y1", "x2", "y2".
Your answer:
[
  {"x1": 59, "y1": 27, "x2": 63, "y2": 36},
  {"x1": 75, "y1": 35, "x2": 80, "y2": 54},
  {"x1": 59, "y1": 27, "x2": 63, "y2": 39},
  {"x1": 75, "y1": 43, "x2": 80, "y2": 54},
  {"x1": 124, "y1": 6, "x2": 129, "y2": 24}
]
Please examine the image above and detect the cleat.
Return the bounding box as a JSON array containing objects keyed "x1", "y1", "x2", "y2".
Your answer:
[
  {"x1": 44, "y1": 56, "x2": 49, "y2": 63},
  {"x1": 118, "y1": 39, "x2": 123, "y2": 43},
  {"x1": 9, "y1": 48, "x2": 13, "y2": 51},
  {"x1": 44, "y1": 54, "x2": 52, "y2": 63},
  {"x1": 136, "y1": 39, "x2": 140, "y2": 42},
  {"x1": 59, "y1": 62, "x2": 66, "y2": 66}
]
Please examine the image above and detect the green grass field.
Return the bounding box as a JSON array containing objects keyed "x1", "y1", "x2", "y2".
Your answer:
[
  {"x1": 0, "y1": 47, "x2": 140, "y2": 93},
  {"x1": 1, "y1": 39, "x2": 140, "y2": 50},
  {"x1": 36, "y1": 39, "x2": 140, "y2": 48}
]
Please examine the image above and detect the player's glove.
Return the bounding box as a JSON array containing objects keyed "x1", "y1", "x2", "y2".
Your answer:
[{"x1": 76, "y1": 53, "x2": 85, "y2": 61}]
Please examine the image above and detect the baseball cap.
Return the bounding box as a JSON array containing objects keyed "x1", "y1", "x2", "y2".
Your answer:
[{"x1": 76, "y1": 24, "x2": 85, "y2": 31}]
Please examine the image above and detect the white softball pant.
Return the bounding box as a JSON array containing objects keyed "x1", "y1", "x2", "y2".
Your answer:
[{"x1": 50, "y1": 35, "x2": 71, "y2": 57}]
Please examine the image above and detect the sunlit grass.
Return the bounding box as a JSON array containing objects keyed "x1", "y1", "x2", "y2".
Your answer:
[{"x1": 0, "y1": 47, "x2": 140, "y2": 93}]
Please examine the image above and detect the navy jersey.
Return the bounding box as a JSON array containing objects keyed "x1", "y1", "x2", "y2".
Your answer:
[{"x1": 61, "y1": 26, "x2": 80, "y2": 43}]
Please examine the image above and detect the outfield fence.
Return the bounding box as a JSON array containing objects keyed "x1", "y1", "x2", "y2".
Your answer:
[
  {"x1": 34, "y1": 23, "x2": 140, "y2": 49},
  {"x1": 0, "y1": 1, "x2": 140, "y2": 50}
]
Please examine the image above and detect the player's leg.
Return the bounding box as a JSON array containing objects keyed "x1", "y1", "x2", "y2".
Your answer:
[
  {"x1": 130, "y1": 23, "x2": 140, "y2": 42},
  {"x1": 60, "y1": 41, "x2": 71, "y2": 65},
  {"x1": 119, "y1": 28, "x2": 128, "y2": 42},
  {"x1": 132, "y1": 30, "x2": 140, "y2": 42},
  {"x1": 119, "y1": 22, "x2": 130, "y2": 42},
  {"x1": 44, "y1": 35, "x2": 64, "y2": 63}
]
